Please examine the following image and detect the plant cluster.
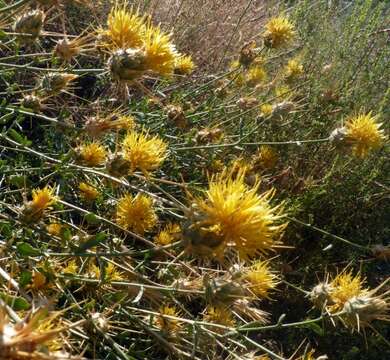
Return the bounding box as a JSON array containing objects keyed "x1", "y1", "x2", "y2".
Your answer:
[{"x1": 0, "y1": 0, "x2": 388, "y2": 359}]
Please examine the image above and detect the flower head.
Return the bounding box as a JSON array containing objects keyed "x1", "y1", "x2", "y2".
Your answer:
[
  {"x1": 284, "y1": 58, "x2": 303, "y2": 81},
  {"x1": 122, "y1": 131, "x2": 168, "y2": 174},
  {"x1": 79, "y1": 182, "x2": 99, "y2": 201},
  {"x1": 344, "y1": 112, "x2": 386, "y2": 158},
  {"x1": 155, "y1": 305, "x2": 182, "y2": 335},
  {"x1": 143, "y1": 24, "x2": 178, "y2": 76},
  {"x1": 101, "y1": 2, "x2": 146, "y2": 50},
  {"x1": 174, "y1": 54, "x2": 195, "y2": 75},
  {"x1": 329, "y1": 271, "x2": 368, "y2": 311},
  {"x1": 203, "y1": 306, "x2": 235, "y2": 329},
  {"x1": 263, "y1": 17, "x2": 295, "y2": 48},
  {"x1": 32, "y1": 186, "x2": 57, "y2": 211},
  {"x1": 246, "y1": 66, "x2": 267, "y2": 87},
  {"x1": 14, "y1": 10, "x2": 45, "y2": 44},
  {"x1": 154, "y1": 223, "x2": 181, "y2": 246},
  {"x1": 185, "y1": 168, "x2": 286, "y2": 259},
  {"x1": 76, "y1": 142, "x2": 107, "y2": 167},
  {"x1": 116, "y1": 193, "x2": 157, "y2": 234},
  {"x1": 244, "y1": 260, "x2": 278, "y2": 298},
  {"x1": 252, "y1": 146, "x2": 278, "y2": 171}
]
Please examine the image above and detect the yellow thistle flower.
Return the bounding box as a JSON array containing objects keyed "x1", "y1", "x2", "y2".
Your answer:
[
  {"x1": 46, "y1": 222, "x2": 62, "y2": 236},
  {"x1": 263, "y1": 17, "x2": 295, "y2": 48},
  {"x1": 89, "y1": 263, "x2": 124, "y2": 281},
  {"x1": 155, "y1": 305, "x2": 182, "y2": 335},
  {"x1": 275, "y1": 85, "x2": 291, "y2": 99},
  {"x1": 329, "y1": 272, "x2": 368, "y2": 311},
  {"x1": 186, "y1": 168, "x2": 286, "y2": 259},
  {"x1": 344, "y1": 112, "x2": 386, "y2": 158},
  {"x1": 102, "y1": 1, "x2": 146, "y2": 50},
  {"x1": 116, "y1": 193, "x2": 157, "y2": 234},
  {"x1": 122, "y1": 131, "x2": 168, "y2": 175},
  {"x1": 143, "y1": 24, "x2": 178, "y2": 76},
  {"x1": 154, "y1": 223, "x2": 181, "y2": 246},
  {"x1": 32, "y1": 186, "x2": 57, "y2": 211},
  {"x1": 30, "y1": 270, "x2": 48, "y2": 290},
  {"x1": 252, "y1": 146, "x2": 278, "y2": 170},
  {"x1": 203, "y1": 306, "x2": 235, "y2": 328},
  {"x1": 62, "y1": 260, "x2": 78, "y2": 275},
  {"x1": 76, "y1": 142, "x2": 107, "y2": 167},
  {"x1": 40, "y1": 72, "x2": 78, "y2": 95},
  {"x1": 174, "y1": 54, "x2": 195, "y2": 75},
  {"x1": 79, "y1": 182, "x2": 99, "y2": 201},
  {"x1": 260, "y1": 103, "x2": 274, "y2": 117},
  {"x1": 244, "y1": 260, "x2": 278, "y2": 298},
  {"x1": 246, "y1": 66, "x2": 267, "y2": 87},
  {"x1": 284, "y1": 58, "x2": 303, "y2": 80}
]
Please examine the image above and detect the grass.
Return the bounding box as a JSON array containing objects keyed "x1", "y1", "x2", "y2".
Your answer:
[{"x1": 0, "y1": 0, "x2": 389, "y2": 359}]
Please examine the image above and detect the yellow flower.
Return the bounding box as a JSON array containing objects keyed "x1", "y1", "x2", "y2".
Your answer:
[
  {"x1": 275, "y1": 85, "x2": 291, "y2": 99},
  {"x1": 101, "y1": 1, "x2": 146, "y2": 50},
  {"x1": 30, "y1": 270, "x2": 47, "y2": 290},
  {"x1": 344, "y1": 112, "x2": 386, "y2": 158},
  {"x1": 116, "y1": 193, "x2": 157, "y2": 234},
  {"x1": 79, "y1": 182, "x2": 99, "y2": 201},
  {"x1": 203, "y1": 306, "x2": 235, "y2": 328},
  {"x1": 284, "y1": 58, "x2": 303, "y2": 80},
  {"x1": 246, "y1": 66, "x2": 267, "y2": 87},
  {"x1": 244, "y1": 261, "x2": 278, "y2": 298},
  {"x1": 174, "y1": 54, "x2": 195, "y2": 75},
  {"x1": 260, "y1": 103, "x2": 273, "y2": 117},
  {"x1": 89, "y1": 263, "x2": 124, "y2": 281},
  {"x1": 263, "y1": 17, "x2": 295, "y2": 48},
  {"x1": 77, "y1": 142, "x2": 107, "y2": 167},
  {"x1": 187, "y1": 168, "x2": 287, "y2": 259},
  {"x1": 154, "y1": 223, "x2": 181, "y2": 246},
  {"x1": 32, "y1": 186, "x2": 57, "y2": 211},
  {"x1": 252, "y1": 146, "x2": 278, "y2": 170},
  {"x1": 143, "y1": 24, "x2": 178, "y2": 76},
  {"x1": 329, "y1": 272, "x2": 367, "y2": 311},
  {"x1": 46, "y1": 222, "x2": 62, "y2": 236},
  {"x1": 62, "y1": 260, "x2": 78, "y2": 275},
  {"x1": 155, "y1": 305, "x2": 182, "y2": 335},
  {"x1": 122, "y1": 131, "x2": 168, "y2": 174}
]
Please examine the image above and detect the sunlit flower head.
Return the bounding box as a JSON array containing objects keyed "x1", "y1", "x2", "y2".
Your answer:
[
  {"x1": 79, "y1": 182, "x2": 99, "y2": 201},
  {"x1": 263, "y1": 17, "x2": 295, "y2": 48},
  {"x1": 14, "y1": 10, "x2": 45, "y2": 44},
  {"x1": 284, "y1": 58, "x2": 304, "y2": 80},
  {"x1": 260, "y1": 103, "x2": 273, "y2": 117},
  {"x1": 46, "y1": 222, "x2": 62, "y2": 236},
  {"x1": 203, "y1": 306, "x2": 235, "y2": 329},
  {"x1": 143, "y1": 23, "x2": 178, "y2": 76},
  {"x1": 116, "y1": 193, "x2": 157, "y2": 234},
  {"x1": 76, "y1": 142, "x2": 107, "y2": 167},
  {"x1": 174, "y1": 54, "x2": 195, "y2": 75},
  {"x1": 329, "y1": 271, "x2": 368, "y2": 311},
  {"x1": 244, "y1": 260, "x2": 278, "y2": 298},
  {"x1": 344, "y1": 112, "x2": 386, "y2": 158},
  {"x1": 101, "y1": 2, "x2": 146, "y2": 50},
  {"x1": 246, "y1": 66, "x2": 267, "y2": 87},
  {"x1": 32, "y1": 186, "x2": 58, "y2": 211},
  {"x1": 154, "y1": 223, "x2": 181, "y2": 246},
  {"x1": 185, "y1": 168, "x2": 287, "y2": 259},
  {"x1": 122, "y1": 131, "x2": 168, "y2": 175},
  {"x1": 89, "y1": 262, "x2": 124, "y2": 281},
  {"x1": 40, "y1": 72, "x2": 78, "y2": 95},
  {"x1": 155, "y1": 305, "x2": 182, "y2": 335},
  {"x1": 252, "y1": 146, "x2": 278, "y2": 170}
]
